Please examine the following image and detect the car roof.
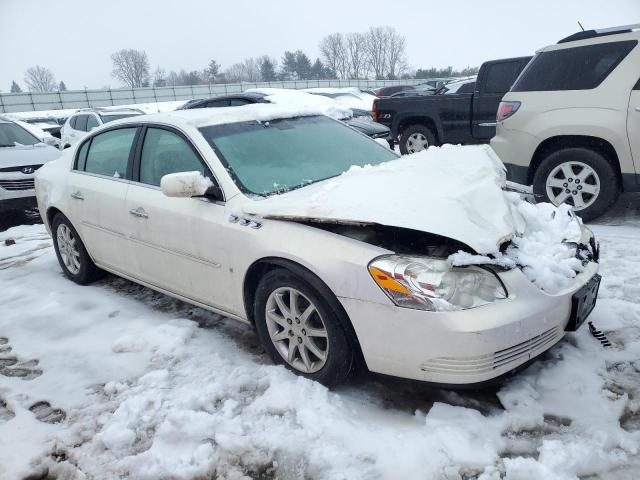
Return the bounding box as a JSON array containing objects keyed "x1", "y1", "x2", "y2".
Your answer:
[
  {"x1": 185, "y1": 92, "x2": 267, "y2": 108},
  {"x1": 544, "y1": 24, "x2": 640, "y2": 52},
  {"x1": 558, "y1": 24, "x2": 640, "y2": 44},
  {"x1": 100, "y1": 102, "x2": 341, "y2": 130},
  {"x1": 73, "y1": 107, "x2": 144, "y2": 116}
]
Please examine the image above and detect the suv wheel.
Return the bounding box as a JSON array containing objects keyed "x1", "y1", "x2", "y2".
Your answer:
[
  {"x1": 399, "y1": 125, "x2": 436, "y2": 155},
  {"x1": 52, "y1": 213, "x2": 103, "y2": 284},
  {"x1": 533, "y1": 147, "x2": 618, "y2": 221},
  {"x1": 254, "y1": 269, "x2": 355, "y2": 386}
]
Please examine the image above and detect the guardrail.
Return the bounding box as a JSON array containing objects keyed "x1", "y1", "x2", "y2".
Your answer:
[{"x1": 0, "y1": 79, "x2": 423, "y2": 114}]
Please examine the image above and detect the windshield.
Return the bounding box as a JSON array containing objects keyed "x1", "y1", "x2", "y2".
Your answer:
[
  {"x1": 100, "y1": 113, "x2": 142, "y2": 124},
  {"x1": 0, "y1": 123, "x2": 40, "y2": 147},
  {"x1": 199, "y1": 115, "x2": 398, "y2": 196}
]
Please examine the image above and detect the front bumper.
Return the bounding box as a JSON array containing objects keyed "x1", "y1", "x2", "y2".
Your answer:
[{"x1": 340, "y1": 260, "x2": 599, "y2": 385}]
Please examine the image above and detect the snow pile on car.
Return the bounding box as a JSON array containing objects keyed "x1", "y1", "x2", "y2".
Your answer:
[
  {"x1": 244, "y1": 144, "x2": 588, "y2": 295},
  {"x1": 244, "y1": 145, "x2": 516, "y2": 254},
  {"x1": 450, "y1": 199, "x2": 585, "y2": 294},
  {"x1": 246, "y1": 87, "x2": 354, "y2": 120}
]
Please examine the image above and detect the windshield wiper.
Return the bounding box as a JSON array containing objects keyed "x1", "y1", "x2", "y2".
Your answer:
[{"x1": 0, "y1": 144, "x2": 15, "y2": 147}]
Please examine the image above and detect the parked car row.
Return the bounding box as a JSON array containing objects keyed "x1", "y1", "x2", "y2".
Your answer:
[
  {"x1": 178, "y1": 89, "x2": 392, "y2": 144},
  {"x1": 372, "y1": 24, "x2": 640, "y2": 221}
]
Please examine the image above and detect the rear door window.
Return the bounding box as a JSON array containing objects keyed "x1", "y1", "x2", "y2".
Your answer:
[
  {"x1": 86, "y1": 115, "x2": 100, "y2": 131},
  {"x1": 230, "y1": 99, "x2": 252, "y2": 106},
  {"x1": 83, "y1": 128, "x2": 137, "y2": 178},
  {"x1": 206, "y1": 99, "x2": 230, "y2": 108},
  {"x1": 75, "y1": 115, "x2": 88, "y2": 132},
  {"x1": 513, "y1": 40, "x2": 637, "y2": 91},
  {"x1": 483, "y1": 61, "x2": 522, "y2": 94}
]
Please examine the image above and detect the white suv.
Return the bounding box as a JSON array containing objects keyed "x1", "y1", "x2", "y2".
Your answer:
[
  {"x1": 491, "y1": 24, "x2": 640, "y2": 221},
  {"x1": 61, "y1": 108, "x2": 144, "y2": 149},
  {"x1": 0, "y1": 118, "x2": 60, "y2": 210}
]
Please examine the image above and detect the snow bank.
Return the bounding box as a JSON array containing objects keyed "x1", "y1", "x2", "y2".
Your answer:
[{"x1": 1, "y1": 219, "x2": 640, "y2": 479}]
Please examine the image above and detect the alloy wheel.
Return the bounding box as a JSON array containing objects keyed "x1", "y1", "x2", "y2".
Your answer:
[
  {"x1": 265, "y1": 287, "x2": 329, "y2": 374},
  {"x1": 56, "y1": 224, "x2": 81, "y2": 275},
  {"x1": 545, "y1": 161, "x2": 601, "y2": 211},
  {"x1": 406, "y1": 133, "x2": 429, "y2": 153}
]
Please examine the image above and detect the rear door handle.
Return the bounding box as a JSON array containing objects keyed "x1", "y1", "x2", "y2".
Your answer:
[
  {"x1": 635, "y1": 107, "x2": 640, "y2": 112},
  {"x1": 70, "y1": 191, "x2": 84, "y2": 200},
  {"x1": 129, "y1": 207, "x2": 148, "y2": 219}
]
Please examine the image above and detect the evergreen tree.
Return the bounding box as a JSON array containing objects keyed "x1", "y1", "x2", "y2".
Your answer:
[
  {"x1": 259, "y1": 57, "x2": 277, "y2": 82},
  {"x1": 10, "y1": 81, "x2": 22, "y2": 93},
  {"x1": 280, "y1": 51, "x2": 298, "y2": 80},
  {"x1": 294, "y1": 51, "x2": 312, "y2": 80},
  {"x1": 206, "y1": 60, "x2": 220, "y2": 83},
  {"x1": 58, "y1": 81, "x2": 67, "y2": 91}
]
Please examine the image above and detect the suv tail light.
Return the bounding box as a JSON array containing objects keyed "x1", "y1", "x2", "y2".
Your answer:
[
  {"x1": 371, "y1": 101, "x2": 378, "y2": 121},
  {"x1": 496, "y1": 101, "x2": 521, "y2": 122}
]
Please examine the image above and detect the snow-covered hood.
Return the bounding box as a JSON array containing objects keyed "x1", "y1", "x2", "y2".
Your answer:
[
  {"x1": 243, "y1": 145, "x2": 519, "y2": 254},
  {"x1": 0, "y1": 143, "x2": 61, "y2": 169}
]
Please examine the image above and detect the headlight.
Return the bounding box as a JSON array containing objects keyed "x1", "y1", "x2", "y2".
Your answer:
[{"x1": 368, "y1": 255, "x2": 507, "y2": 311}]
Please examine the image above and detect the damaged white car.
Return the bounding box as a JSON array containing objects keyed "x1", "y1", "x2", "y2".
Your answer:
[{"x1": 34, "y1": 105, "x2": 601, "y2": 386}]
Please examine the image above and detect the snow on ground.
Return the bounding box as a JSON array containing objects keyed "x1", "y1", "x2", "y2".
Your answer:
[{"x1": 1, "y1": 203, "x2": 640, "y2": 479}]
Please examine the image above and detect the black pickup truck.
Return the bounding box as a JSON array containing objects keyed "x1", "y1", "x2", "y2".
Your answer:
[{"x1": 372, "y1": 56, "x2": 532, "y2": 154}]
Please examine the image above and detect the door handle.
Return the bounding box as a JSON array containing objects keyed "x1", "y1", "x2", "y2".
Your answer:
[
  {"x1": 129, "y1": 207, "x2": 148, "y2": 219},
  {"x1": 635, "y1": 107, "x2": 640, "y2": 112},
  {"x1": 479, "y1": 122, "x2": 497, "y2": 127},
  {"x1": 70, "y1": 191, "x2": 84, "y2": 200}
]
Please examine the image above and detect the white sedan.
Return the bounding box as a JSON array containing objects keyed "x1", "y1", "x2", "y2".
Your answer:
[{"x1": 35, "y1": 104, "x2": 601, "y2": 386}]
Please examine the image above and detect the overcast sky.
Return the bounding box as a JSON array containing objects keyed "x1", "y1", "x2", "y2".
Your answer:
[{"x1": 1, "y1": 0, "x2": 638, "y2": 91}]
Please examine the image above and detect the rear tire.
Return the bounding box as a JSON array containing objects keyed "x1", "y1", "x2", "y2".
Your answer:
[
  {"x1": 532, "y1": 148, "x2": 618, "y2": 222},
  {"x1": 254, "y1": 268, "x2": 355, "y2": 386},
  {"x1": 52, "y1": 213, "x2": 103, "y2": 284},
  {"x1": 399, "y1": 124, "x2": 436, "y2": 155}
]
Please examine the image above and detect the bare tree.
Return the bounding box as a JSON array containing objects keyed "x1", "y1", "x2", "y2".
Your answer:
[
  {"x1": 24, "y1": 65, "x2": 57, "y2": 92},
  {"x1": 364, "y1": 27, "x2": 391, "y2": 80},
  {"x1": 152, "y1": 67, "x2": 167, "y2": 87},
  {"x1": 385, "y1": 28, "x2": 407, "y2": 79},
  {"x1": 319, "y1": 33, "x2": 348, "y2": 79},
  {"x1": 224, "y1": 57, "x2": 261, "y2": 83},
  {"x1": 345, "y1": 32, "x2": 368, "y2": 79},
  {"x1": 111, "y1": 49, "x2": 150, "y2": 88}
]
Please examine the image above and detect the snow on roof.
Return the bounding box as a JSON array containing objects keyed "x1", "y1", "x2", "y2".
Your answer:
[
  {"x1": 122, "y1": 102, "x2": 345, "y2": 129},
  {"x1": 246, "y1": 88, "x2": 353, "y2": 119},
  {"x1": 302, "y1": 87, "x2": 376, "y2": 112}
]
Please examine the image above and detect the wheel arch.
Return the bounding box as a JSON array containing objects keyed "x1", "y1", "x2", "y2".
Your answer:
[
  {"x1": 46, "y1": 206, "x2": 65, "y2": 230},
  {"x1": 529, "y1": 135, "x2": 622, "y2": 189},
  {"x1": 243, "y1": 257, "x2": 366, "y2": 368},
  {"x1": 395, "y1": 114, "x2": 441, "y2": 144}
]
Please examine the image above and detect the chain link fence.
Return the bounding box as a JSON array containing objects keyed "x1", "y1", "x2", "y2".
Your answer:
[{"x1": 0, "y1": 79, "x2": 423, "y2": 114}]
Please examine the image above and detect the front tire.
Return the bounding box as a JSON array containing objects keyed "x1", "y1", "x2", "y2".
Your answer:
[
  {"x1": 532, "y1": 148, "x2": 618, "y2": 222},
  {"x1": 51, "y1": 213, "x2": 103, "y2": 284},
  {"x1": 254, "y1": 269, "x2": 355, "y2": 386},
  {"x1": 399, "y1": 124, "x2": 436, "y2": 155}
]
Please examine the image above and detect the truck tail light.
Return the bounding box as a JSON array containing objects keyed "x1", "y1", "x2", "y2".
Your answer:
[
  {"x1": 496, "y1": 101, "x2": 521, "y2": 122},
  {"x1": 371, "y1": 101, "x2": 378, "y2": 121}
]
